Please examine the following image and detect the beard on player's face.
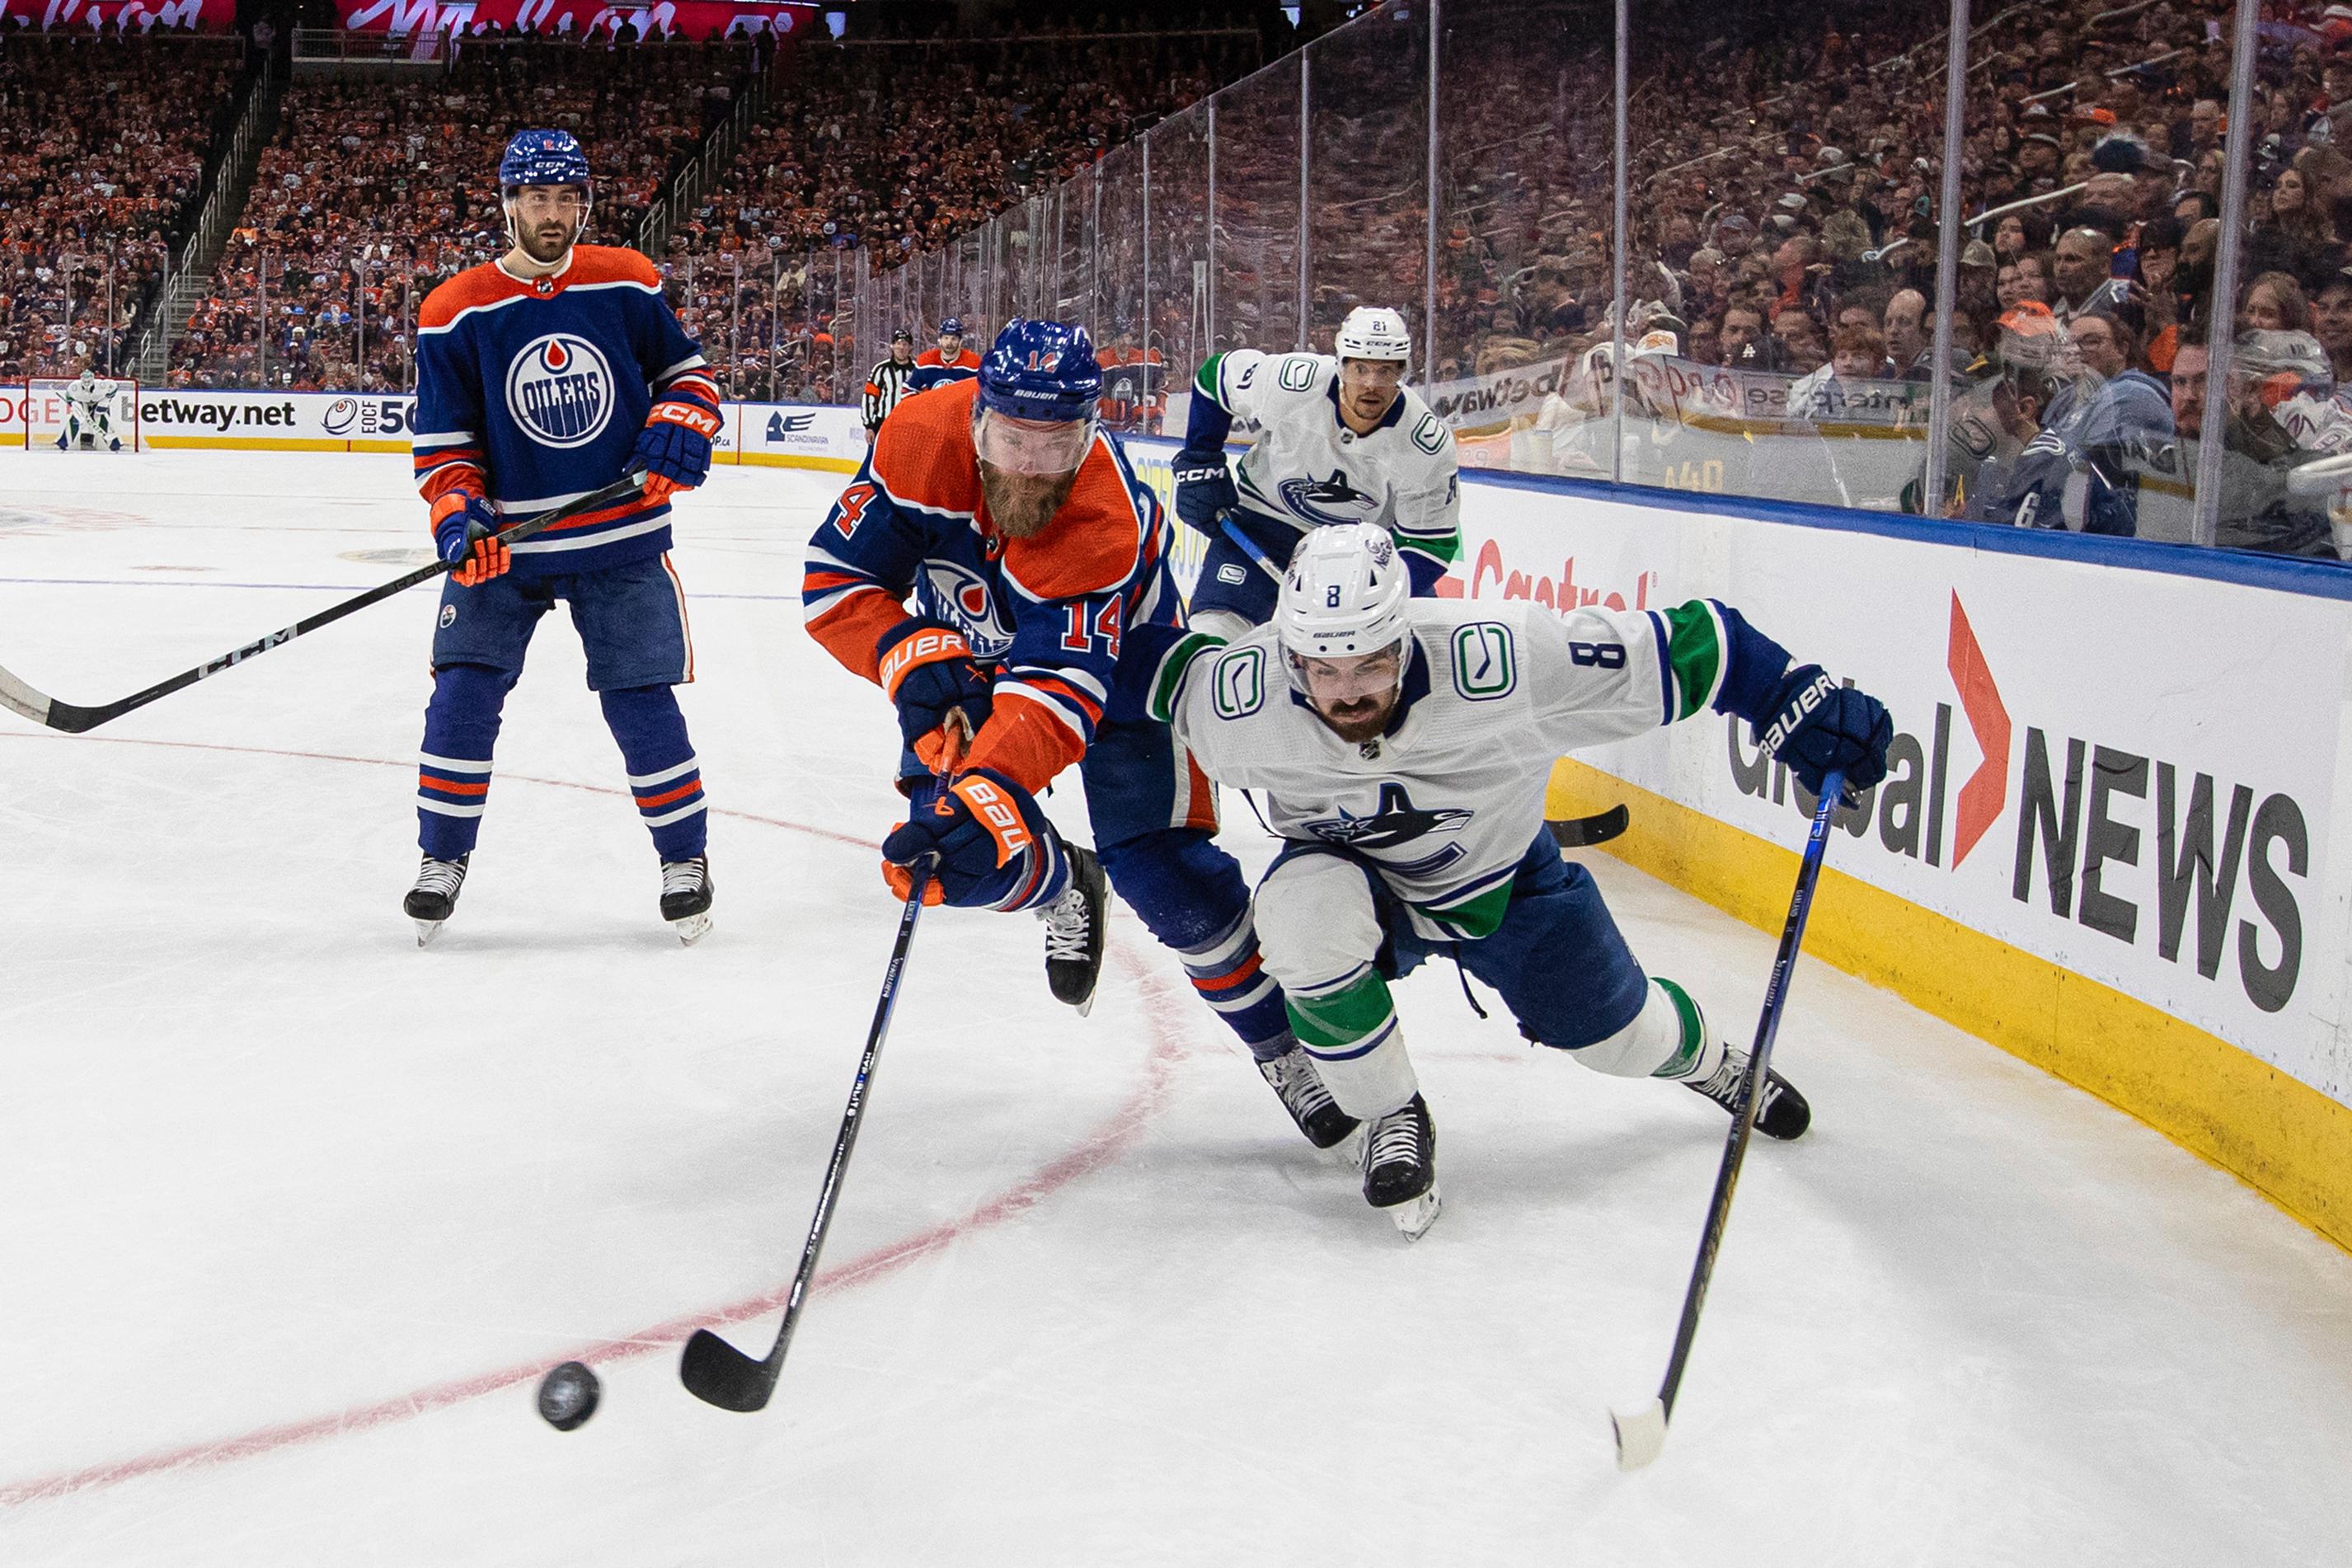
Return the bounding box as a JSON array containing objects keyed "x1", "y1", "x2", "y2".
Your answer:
[
  {"x1": 516, "y1": 219, "x2": 573, "y2": 265},
  {"x1": 979, "y1": 460, "x2": 1078, "y2": 538},
  {"x1": 1311, "y1": 688, "x2": 1397, "y2": 744}
]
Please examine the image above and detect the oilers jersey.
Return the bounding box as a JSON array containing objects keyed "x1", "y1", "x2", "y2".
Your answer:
[
  {"x1": 411, "y1": 245, "x2": 720, "y2": 577},
  {"x1": 802, "y1": 378, "x2": 1179, "y2": 794},
  {"x1": 905, "y1": 345, "x2": 982, "y2": 396}
]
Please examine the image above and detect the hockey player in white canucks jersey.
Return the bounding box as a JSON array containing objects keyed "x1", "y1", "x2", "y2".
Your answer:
[
  {"x1": 57, "y1": 371, "x2": 124, "y2": 451},
  {"x1": 1115, "y1": 524, "x2": 1892, "y2": 1237},
  {"x1": 1173, "y1": 306, "x2": 1459, "y2": 636}
]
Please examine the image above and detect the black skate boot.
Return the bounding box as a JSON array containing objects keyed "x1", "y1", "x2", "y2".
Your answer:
[
  {"x1": 661, "y1": 857, "x2": 714, "y2": 946},
  {"x1": 1683, "y1": 1047, "x2": 1811, "y2": 1140},
  {"x1": 404, "y1": 853, "x2": 469, "y2": 947},
  {"x1": 1257, "y1": 1045, "x2": 1362, "y2": 1155},
  {"x1": 1362, "y1": 1093, "x2": 1441, "y2": 1241},
  {"x1": 1036, "y1": 843, "x2": 1107, "y2": 1015}
]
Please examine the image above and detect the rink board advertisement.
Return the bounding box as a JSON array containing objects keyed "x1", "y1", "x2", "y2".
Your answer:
[
  {"x1": 4, "y1": 387, "x2": 857, "y2": 468},
  {"x1": 1129, "y1": 433, "x2": 2352, "y2": 1245}
]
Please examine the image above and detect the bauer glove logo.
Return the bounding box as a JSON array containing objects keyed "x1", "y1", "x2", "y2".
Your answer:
[{"x1": 1758, "y1": 669, "x2": 1836, "y2": 757}]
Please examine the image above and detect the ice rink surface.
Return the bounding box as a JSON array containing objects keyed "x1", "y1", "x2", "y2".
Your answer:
[{"x1": 2, "y1": 451, "x2": 2349, "y2": 1566}]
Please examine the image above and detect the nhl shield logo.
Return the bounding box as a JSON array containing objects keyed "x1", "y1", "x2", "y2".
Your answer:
[{"x1": 505, "y1": 333, "x2": 613, "y2": 448}]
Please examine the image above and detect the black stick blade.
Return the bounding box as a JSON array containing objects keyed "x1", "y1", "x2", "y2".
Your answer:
[
  {"x1": 679, "y1": 1327, "x2": 781, "y2": 1412},
  {"x1": 1550, "y1": 803, "x2": 1630, "y2": 848}
]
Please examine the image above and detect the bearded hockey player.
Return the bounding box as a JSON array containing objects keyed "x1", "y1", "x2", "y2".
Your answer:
[
  {"x1": 401, "y1": 129, "x2": 725, "y2": 946},
  {"x1": 1114, "y1": 524, "x2": 1891, "y2": 1237},
  {"x1": 808, "y1": 320, "x2": 1361, "y2": 1155},
  {"x1": 56, "y1": 371, "x2": 124, "y2": 451},
  {"x1": 1173, "y1": 306, "x2": 1460, "y2": 636}
]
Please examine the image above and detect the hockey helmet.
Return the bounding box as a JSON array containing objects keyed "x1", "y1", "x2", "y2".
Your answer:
[
  {"x1": 1275, "y1": 523, "x2": 1415, "y2": 711},
  {"x1": 939, "y1": 316, "x2": 967, "y2": 338},
  {"x1": 974, "y1": 320, "x2": 1103, "y2": 474},
  {"x1": 1336, "y1": 306, "x2": 1413, "y2": 364},
  {"x1": 498, "y1": 129, "x2": 592, "y2": 246}
]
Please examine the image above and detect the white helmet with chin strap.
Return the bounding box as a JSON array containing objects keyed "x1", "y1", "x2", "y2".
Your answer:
[
  {"x1": 1336, "y1": 305, "x2": 1413, "y2": 364},
  {"x1": 1275, "y1": 523, "x2": 1415, "y2": 692}
]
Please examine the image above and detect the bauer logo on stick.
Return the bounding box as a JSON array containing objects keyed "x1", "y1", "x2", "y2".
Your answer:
[{"x1": 505, "y1": 333, "x2": 614, "y2": 448}]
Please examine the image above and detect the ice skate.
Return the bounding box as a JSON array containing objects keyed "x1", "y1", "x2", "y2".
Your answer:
[
  {"x1": 1362, "y1": 1093, "x2": 1440, "y2": 1241},
  {"x1": 1683, "y1": 1046, "x2": 1811, "y2": 1140},
  {"x1": 1257, "y1": 1045, "x2": 1362, "y2": 1160},
  {"x1": 404, "y1": 853, "x2": 469, "y2": 946},
  {"x1": 1037, "y1": 843, "x2": 1107, "y2": 1014},
  {"x1": 661, "y1": 856, "x2": 714, "y2": 945}
]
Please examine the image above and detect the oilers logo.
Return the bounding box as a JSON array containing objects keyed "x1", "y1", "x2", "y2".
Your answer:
[
  {"x1": 919, "y1": 561, "x2": 1015, "y2": 659},
  {"x1": 322, "y1": 397, "x2": 359, "y2": 435},
  {"x1": 505, "y1": 333, "x2": 613, "y2": 449}
]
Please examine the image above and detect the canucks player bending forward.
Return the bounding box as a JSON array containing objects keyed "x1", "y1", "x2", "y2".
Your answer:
[
  {"x1": 402, "y1": 129, "x2": 725, "y2": 945},
  {"x1": 1116, "y1": 523, "x2": 1892, "y2": 1237},
  {"x1": 810, "y1": 321, "x2": 1364, "y2": 1149},
  {"x1": 1173, "y1": 306, "x2": 1459, "y2": 636}
]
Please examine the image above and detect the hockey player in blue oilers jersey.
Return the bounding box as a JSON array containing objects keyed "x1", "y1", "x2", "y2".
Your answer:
[
  {"x1": 1173, "y1": 305, "x2": 1461, "y2": 637},
  {"x1": 903, "y1": 316, "x2": 981, "y2": 394},
  {"x1": 802, "y1": 321, "x2": 1365, "y2": 1157},
  {"x1": 1114, "y1": 524, "x2": 1893, "y2": 1238},
  {"x1": 402, "y1": 129, "x2": 725, "y2": 946}
]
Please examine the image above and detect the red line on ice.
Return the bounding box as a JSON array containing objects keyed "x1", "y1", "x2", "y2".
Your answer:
[{"x1": 0, "y1": 734, "x2": 1194, "y2": 1509}]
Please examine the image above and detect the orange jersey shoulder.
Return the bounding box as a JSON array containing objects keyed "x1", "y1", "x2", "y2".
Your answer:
[
  {"x1": 1001, "y1": 437, "x2": 1145, "y2": 600},
  {"x1": 565, "y1": 244, "x2": 662, "y2": 289},
  {"x1": 420, "y1": 262, "x2": 522, "y2": 331},
  {"x1": 871, "y1": 378, "x2": 984, "y2": 515}
]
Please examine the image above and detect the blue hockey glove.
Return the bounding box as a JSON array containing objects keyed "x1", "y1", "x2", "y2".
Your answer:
[
  {"x1": 877, "y1": 617, "x2": 994, "y2": 772},
  {"x1": 634, "y1": 396, "x2": 722, "y2": 503},
  {"x1": 431, "y1": 494, "x2": 509, "y2": 586},
  {"x1": 880, "y1": 768, "x2": 1069, "y2": 911},
  {"x1": 1755, "y1": 664, "x2": 1893, "y2": 797},
  {"x1": 1171, "y1": 448, "x2": 1238, "y2": 533}
]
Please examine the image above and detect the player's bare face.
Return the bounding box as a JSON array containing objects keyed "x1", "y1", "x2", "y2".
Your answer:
[
  {"x1": 1295, "y1": 646, "x2": 1404, "y2": 744},
  {"x1": 1337, "y1": 358, "x2": 1406, "y2": 434},
  {"x1": 507, "y1": 185, "x2": 584, "y2": 265}
]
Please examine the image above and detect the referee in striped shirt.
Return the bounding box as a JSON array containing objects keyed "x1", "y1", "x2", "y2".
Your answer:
[{"x1": 861, "y1": 328, "x2": 918, "y2": 442}]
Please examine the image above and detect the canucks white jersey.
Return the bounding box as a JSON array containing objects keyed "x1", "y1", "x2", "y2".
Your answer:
[
  {"x1": 1194, "y1": 349, "x2": 1462, "y2": 576},
  {"x1": 1146, "y1": 599, "x2": 1736, "y2": 941}
]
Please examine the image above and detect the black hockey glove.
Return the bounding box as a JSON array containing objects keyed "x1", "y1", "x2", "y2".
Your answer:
[
  {"x1": 877, "y1": 617, "x2": 993, "y2": 772},
  {"x1": 1756, "y1": 664, "x2": 1892, "y2": 798},
  {"x1": 881, "y1": 768, "x2": 1068, "y2": 911},
  {"x1": 1171, "y1": 448, "x2": 1238, "y2": 533}
]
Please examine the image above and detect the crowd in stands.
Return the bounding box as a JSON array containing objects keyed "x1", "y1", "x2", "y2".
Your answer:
[
  {"x1": 171, "y1": 35, "x2": 753, "y2": 389},
  {"x1": 0, "y1": 32, "x2": 246, "y2": 384}
]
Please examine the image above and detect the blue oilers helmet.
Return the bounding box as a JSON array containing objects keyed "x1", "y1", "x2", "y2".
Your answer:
[
  {"x1": 976, "y1": 320, "x2": 1102, "y2": 423},
  {"x1": 499, "y1": 129, "x2": 591, "y2": 192},
  {"x1": 939, "y1": 316, "x2": 966, "y2": 338}
]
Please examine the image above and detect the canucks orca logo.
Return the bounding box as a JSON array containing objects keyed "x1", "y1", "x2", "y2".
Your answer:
[
  {"x1": 505, "y1": 333, "x2": 613, "y2": 449},
  {"x1": 920, "y1": 561, "x2": 1016, "y2": 659},
  {"x1": 1278, "y1": 467, "x2": 1374, "y2": 525},
  {"x1": 1303, "y1": 782, "x2": 1472, "y2": 852}
]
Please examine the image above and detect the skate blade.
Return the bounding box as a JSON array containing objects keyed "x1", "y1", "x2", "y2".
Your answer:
[
  {"x1": 670, "y1": 911, "x2": 713, "y2": 946},
  {"x1": 414, "y1": 919, "x2": 446, "y2": 949},
  {"x1": 1386, "y1": 1185, "x2": 1443, "y2": 1242},
  {"x1": 1076, "y1": 991, "x2": 1096, "y2": 1018},
  {"x1": 1326, "y1": 1124, "x2": 1368, "y2": 1170}
]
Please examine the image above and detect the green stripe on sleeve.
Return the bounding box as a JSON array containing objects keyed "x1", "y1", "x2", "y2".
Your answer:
[
  {"x1": 1397, "y1": 528, "x2": 1462, "y2": 566},
  {"x1": 1659, "y1": 599, "x2": 1725, "y2": 722},
  {"x1": 1148, "y1": 631, "x2": 1224, "y2": 725},
  {"x1": 1195, "y1": 352, "x2": 1228, "y2": 406}
]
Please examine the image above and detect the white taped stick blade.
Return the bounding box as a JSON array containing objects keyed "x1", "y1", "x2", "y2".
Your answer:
[
  {"x1": 1612, "y1": 1397, "x2": 1668, "y2": 1471},
  {"x1": 0, "y1": 664, "x2": 54, "y2": 726}
]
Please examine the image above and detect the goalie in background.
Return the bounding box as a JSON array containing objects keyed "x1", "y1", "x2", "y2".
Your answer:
[{"x1": 56, "y1": 371, "x2": 126, "y2": 452}]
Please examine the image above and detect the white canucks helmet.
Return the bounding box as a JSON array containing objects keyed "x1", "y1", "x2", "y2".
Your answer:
[
  {"x1": 1336, "y1": 306, "x2": 1413, "y2": 363},
  {"x1": 1275, "y1": 523, "x2": 1414, "y2": 690}
]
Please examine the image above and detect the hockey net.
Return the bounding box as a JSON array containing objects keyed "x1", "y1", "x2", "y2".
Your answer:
[{"x1": 22, "y1": 378, "x2": 143, "y2": 452}]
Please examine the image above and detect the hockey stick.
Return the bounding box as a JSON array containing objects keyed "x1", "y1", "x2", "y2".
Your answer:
[
  {"x1": 679, "y1": 721, "x2": 966, "y2": 1412},
  {"x1": 678, "y1": 852, "x2": 938, "y2": 1411},
  {"x1": 1612, "y1": 770, "x2": 1843, "y2": 1471},
  {"x1": 0, "y1": 471, "x2": 648, "y2": 734}
]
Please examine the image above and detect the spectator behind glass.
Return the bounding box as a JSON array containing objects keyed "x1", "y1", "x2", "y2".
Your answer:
[
  {"x1": 2168, "y1": 326, "x2": 2336, "y2": 558},
  {"x1": 2242, "y1": 270, "x2": 2311, "y2": 333},
  {"x1": 2013, "y1": 251, "x2": 2058, "y2": 307},
  {"x1": 2312, "y1": 270, "x2": 2352, "y2": 388}
]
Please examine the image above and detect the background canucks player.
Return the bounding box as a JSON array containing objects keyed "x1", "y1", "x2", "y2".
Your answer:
[
  {"x1": 1115, "y1": 524, "x2": 1891, "y2": 1238},
  {"x1": 1172, "y1": 306, "x2": 1460, "y2": 637},
  {"x1": 401, "y1": 129, "x2": 725, "y2": 946},
  {"x1": 56, "y1": 370, "x2": 125, "y2": 451}
]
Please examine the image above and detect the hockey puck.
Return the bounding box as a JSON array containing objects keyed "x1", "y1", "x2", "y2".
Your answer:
[{"x1": 537, "y1": 1360, "x2": 601, "y2": 1431}]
